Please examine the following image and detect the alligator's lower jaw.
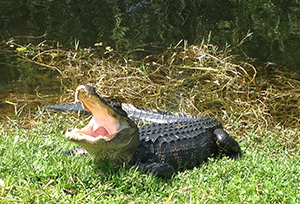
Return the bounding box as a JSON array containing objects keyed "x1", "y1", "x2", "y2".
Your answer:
[
  {"x1": 65, "y1": 128, "x2": 114, "y2": 142},
  {"x1": 65, "y1": 122, "x2": 119, "y2": 161},
  {"x1": 65, "y1": 116, "x2": 118, "y2": 143}
]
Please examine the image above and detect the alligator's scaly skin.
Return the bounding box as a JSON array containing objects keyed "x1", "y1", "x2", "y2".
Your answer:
[
  {"x1": 44, "y1": 85, "x2": 242, "y2": 178},
  {"x1": 129, "y1": 115, "x2": 241, "y2": 177}
]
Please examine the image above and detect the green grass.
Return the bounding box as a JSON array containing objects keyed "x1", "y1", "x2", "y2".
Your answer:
[{"x1": 0, "y1": 111, "x2": 299, "y2": 203}]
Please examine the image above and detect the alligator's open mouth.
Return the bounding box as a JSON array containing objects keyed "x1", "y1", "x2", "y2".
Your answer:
[
  {"x1": 65, "y1": 85, "x2": 119, "y2": 141},
  {"x1": 65, "y1": 85, "x2": 139, "y2": 162},
  {"x1": 78, "y1": 87, "x2": 119, "y2": 139},
  {"x1": 65, "y1": 85, "x2": 134, "y2": 142}
]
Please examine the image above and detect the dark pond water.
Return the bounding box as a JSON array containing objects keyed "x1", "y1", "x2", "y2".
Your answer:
[
  {"x1": 0, "y1": 46, "x2": 61, "y2": 117},
  {"x1": 1, "y1": 0, "x2": 300, "y2": 116},
  {"x1": 0, "y1": 39, "x2": 63, "y2": 117}
]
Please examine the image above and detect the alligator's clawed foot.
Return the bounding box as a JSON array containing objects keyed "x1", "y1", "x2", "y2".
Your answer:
[
  {"x1": 214, "y1": 129, "x2": 242, "y2": 159},
  {"x1": 140, "y1": 162, "x2": 175, "y2": 178},
  {"x1": 62, "y1": 147, "x2": 88, "y2": 156}
]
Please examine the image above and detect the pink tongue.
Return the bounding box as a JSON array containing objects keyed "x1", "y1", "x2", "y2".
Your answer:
[{"x1": 86, "y1": 126, "x2": 109, "y2": 138}]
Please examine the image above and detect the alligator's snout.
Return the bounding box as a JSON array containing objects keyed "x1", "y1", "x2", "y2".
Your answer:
[{"x1": 65, "y1": 85, "x2": 139, "y2": 163}]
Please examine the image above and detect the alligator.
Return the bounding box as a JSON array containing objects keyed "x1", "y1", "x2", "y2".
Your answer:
[{"x1": 44, "y1": 85, "x2": 242, "y2": 178}]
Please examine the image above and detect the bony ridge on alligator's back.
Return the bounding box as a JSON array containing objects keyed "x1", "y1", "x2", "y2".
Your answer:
[{"x1": 45, "y1": 84, "x2": 242, "y2": 178}]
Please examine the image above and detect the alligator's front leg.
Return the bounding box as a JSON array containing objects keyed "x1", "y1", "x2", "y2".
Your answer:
[
  {"x1": 214, "y1": 129, "x2": 242, "y2": 159},
  {"x1": 138, "y1": 162, "x2": 175, "y2": 178}
]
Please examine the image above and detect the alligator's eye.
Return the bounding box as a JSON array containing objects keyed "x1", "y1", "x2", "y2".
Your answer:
[
  {"x1": 108, "y1": 110, "x2": 114, "y2": 117},
  {"x1": 108, "y1": 110, "x2": 120, "y2": 118}
]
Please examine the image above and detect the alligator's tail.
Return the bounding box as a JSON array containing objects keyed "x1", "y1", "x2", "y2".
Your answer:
[{"x1": 43, "y1": 102, "x2": 91, "y2": 115}]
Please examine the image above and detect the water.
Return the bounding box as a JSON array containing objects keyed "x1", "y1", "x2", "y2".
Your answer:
[
  {"x1": 1, "y1": 0, "x2": 300, "y2": 117},
  {"x1": 0, "y1": 44, "x2": 61, "y2": 117}
]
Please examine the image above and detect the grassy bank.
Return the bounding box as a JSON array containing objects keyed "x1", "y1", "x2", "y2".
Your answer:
[{"x1": 0, "y1": 112, "x2": 299, "y2": 203}]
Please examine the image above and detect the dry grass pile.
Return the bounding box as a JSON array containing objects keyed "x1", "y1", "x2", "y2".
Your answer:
[{"x1": 7, "y1": 39, "x2": 300, "y2": 132}]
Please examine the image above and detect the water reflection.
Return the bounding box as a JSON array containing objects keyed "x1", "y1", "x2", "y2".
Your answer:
[
  {"x1": 1, "y1": 0, "x2": 300, "y2": 71},
  {"x1": 0, "y1": 45, "x2": 61, "y2": 117}
]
